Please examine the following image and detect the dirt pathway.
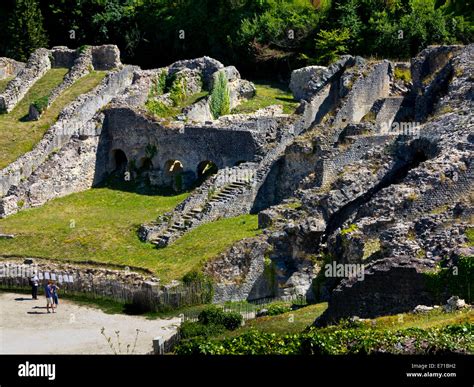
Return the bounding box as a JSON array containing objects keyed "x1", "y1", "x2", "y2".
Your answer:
[{"x1": 0, "y1": 292, "x2": 180, "y2": 354}]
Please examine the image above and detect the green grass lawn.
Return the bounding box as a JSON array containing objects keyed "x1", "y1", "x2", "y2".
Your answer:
[
  {"x1": 0, "y1": 69, "x2": 106, "y2": 169},
  {"x1": 218, "y1": 303, "x2": 328, "y2": 339},
  {"x1": 361, "y1": 308, "x2": 474, "y2": 331},
  {"x1": 0, "y1": 187, "x2": 261, "y2": 282},
  {"x1": 231, "y1": 81, "x2": 299, "y2": 115},
  {"x1": 146, "y1": 91, "x2": 209, "y2": 119},
  {"x1": 467, "y1": 227, "x2": 473, "y2": 247}
]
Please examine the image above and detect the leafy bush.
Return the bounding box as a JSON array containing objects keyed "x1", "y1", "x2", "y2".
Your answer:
[
  {"x1": 314, "y1": 28, "x2": 351, "y2": 64},
  {"x1": 198, "y1": 306, "x2": 242, "y2": 330},
  {"x1": 261, "y1": 302, "x2": 292, "y2": 316},
  {"x1": 209, "y1": 72, "x2": 230, "y2": 119},
  {"x1": 197, "y1": 306, "x2": 224, "y2": 325},
  {"x1": 32, "y1": 96, "x2": 49, "y2": 113},
  {"x1": 178, "y1": 306, "x2": 243, "y2": 341},
  {"x1": 175, "y1": 323, "x2": 474, "y2": 355},
  {"x1": 222, "y1": 312, "x2": 243, "y2": 331}
]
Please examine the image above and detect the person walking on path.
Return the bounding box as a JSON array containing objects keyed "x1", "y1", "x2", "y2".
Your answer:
[
  {"x1": 44, "y1": 281, "x2": 54, "y2": 313},
  {"x1": 51, "y1": 281, "x2": 60, "y2": 311},
  {"x1": 30, "y1": 273, "x2": 39, "y2": 300}
]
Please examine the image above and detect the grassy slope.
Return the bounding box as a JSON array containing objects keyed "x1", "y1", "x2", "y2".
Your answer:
[
  {"x1": 231, "y1": 81, "x2": 299, "y2": 115},
  {"x1": 0, "y1": 69, "x2": 106, "y2": 169},
  {"x1": 221, "y1": 303, "x2": 328, "y2": 338},
  {"x1": 218, "y1": 304, "x2": 473, "y2": 340},
  {"x1": 0, "y1": 188, "x2": 261, "y2": 282}
]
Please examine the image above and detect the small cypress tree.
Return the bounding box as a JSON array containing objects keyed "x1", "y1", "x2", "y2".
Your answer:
[
  {"x1": 7, "y1": 0, "x2": 48, "y2": 62},
  {"x1": 210, "y1": 71, "x2": 230, "y2": 119}
]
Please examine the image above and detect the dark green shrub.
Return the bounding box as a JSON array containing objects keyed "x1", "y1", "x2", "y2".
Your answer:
[
  {"x1": 32, "y1": 96, "x2": 49, "y2": 113},
  {"x1": 222, "y1": 311, "x2": 243, "y2": 331},
  {"x1": 179, "y1": 306, "x2": 242, "y2": 342},
  {"x1": 209, "y1": 71, "x2": 230, "y2": 119},
  {"x1": 198, "y1": 306, "x2": 226, "y2": 326},
  {"x1": 314, "y1": 28, "x2": 350, "y2": 65}
]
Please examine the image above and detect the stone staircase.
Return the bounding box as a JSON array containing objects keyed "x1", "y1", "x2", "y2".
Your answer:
[
  {"x1": 149, "y1": 178, "x2": 253, "y2": 247},
  {"x1": 147, "y1": 130, "x2": 299, "y2": 248},
  {"x1": 205, "y1": 180, "x2": 250, "y2": 207}
]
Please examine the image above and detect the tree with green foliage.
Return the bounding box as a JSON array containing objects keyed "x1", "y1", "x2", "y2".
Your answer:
[
  {"x1": 334, "y1": 0, "x2": 363, "y2": 52},
  {"x1": 1, "y1": 0, "x2": 472, "y2": 73},
  {"x1": 315, "y1": 28, "x2": 351, "y2": 64},
  {"x1": 7, "y1": 0, "x2": 48, "y2": 62},
  {"x1": 210, "y1": 72, "x2": 230, "y2": 119}
]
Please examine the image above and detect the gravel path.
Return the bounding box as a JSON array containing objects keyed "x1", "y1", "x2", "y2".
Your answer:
[{"x1": 0, "y1": 292, "x2": 180, "y2": 354}]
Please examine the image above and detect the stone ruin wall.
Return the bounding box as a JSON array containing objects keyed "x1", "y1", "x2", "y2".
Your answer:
[
  {"x1": 104, "y1": 107, "x2": 265, "y2": 182},
  {"x1": 0, "y1": 65, "x2": 136, "y2": 217},
  {"x1": 0, "y1": 48, "x2": 51, "y2": 113},
  {"x1": 0, "y1": 45, "x2": 122, "y2": 116},
  {"x1": 0, "y1": 57, "x2": 25, "y2": 80}
]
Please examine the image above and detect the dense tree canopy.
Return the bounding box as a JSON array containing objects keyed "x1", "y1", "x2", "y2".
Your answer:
[
  {"x1": 0, "y1": 0, "x2": 472, "y2": 76},
  {"x1": 5, "y1": 0, "x2": 48, "y2": 61}
]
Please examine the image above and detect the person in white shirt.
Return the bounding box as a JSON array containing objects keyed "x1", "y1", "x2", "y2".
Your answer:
[{"x1": 30, "y1": 273, "x2": 39, "y2": 300}]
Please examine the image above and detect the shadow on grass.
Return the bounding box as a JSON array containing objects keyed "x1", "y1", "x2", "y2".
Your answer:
[
  {"x1": 95, "y1": 174, "x2": 180, "y2": 197},
  {"x1": 276, "y1": 96, "x2": 297, "y2": 103}
]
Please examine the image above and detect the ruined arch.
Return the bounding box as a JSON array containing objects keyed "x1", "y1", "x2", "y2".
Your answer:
[
  {"x1": 164, "y1": 159, "x2": 185, "y2": 192},
  {"x1": 111, "y1": 149, "x2": 128, "y2": 173},
  {"x1": 197, "y1": 160, "x2": 218, "y2": 179},
  {"x1": 164, "y1": 159, "x2": 184, "y2": 176}
]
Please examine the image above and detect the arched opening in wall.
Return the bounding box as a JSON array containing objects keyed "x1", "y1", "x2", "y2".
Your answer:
[
  {"x1": 197, "y1": 160, "x2": 218, "y2": 180},
  {"x1": 112, "y1": 149, "x2": 128, "y2": 173},
  {"x1": 165, "y1": 159, "x2": 184, "y2": 176},
  {"x1": 164, "y1": 159, "x2": 184, "y2": 192},
  {"x1": 234, "y1": 160, "x2": 246, "y2": 166}
]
